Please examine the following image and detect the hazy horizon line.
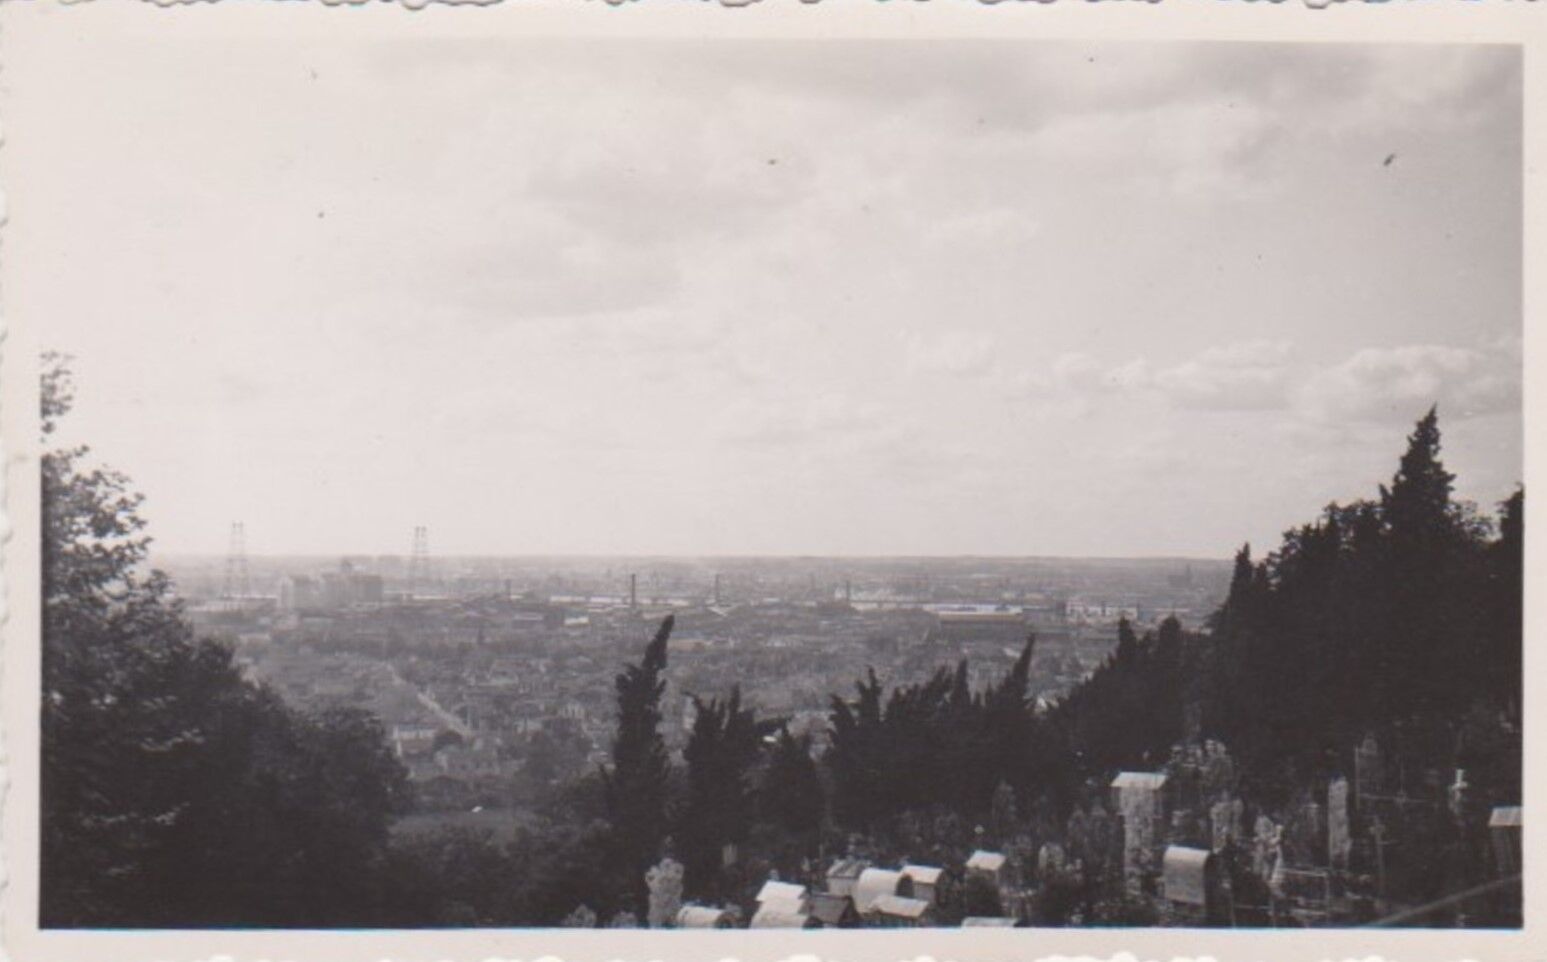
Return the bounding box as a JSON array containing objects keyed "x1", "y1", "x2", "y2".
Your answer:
[{"x1": 150, "y1": 550, "x2": 1236, "y2": 564}]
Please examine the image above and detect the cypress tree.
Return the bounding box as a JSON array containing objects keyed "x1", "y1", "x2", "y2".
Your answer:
[
  {"x1": 1378, "y1": 407, "x2": 1466, "y2": 720},
  {"x1": 1382, "y1": 405, "x2": 1457, "y2": 558},
  {"x1": 758, "y1": 727, "x2": 825, "y2": 839},
  {"x1": 679, "y1": 685, "x2": 776, "y2": 897},
  {"x1": 826, "y1": 668, "x2": 886, "y2": 827},
  {"x1": 1485, "y1": 488, "x2": 1524, "y2": 714},
  {"x1": 1115, "y1": 617, "x2": 1139, "y2": 663},
  {"x1": 604, "y1": 616, "x2": 674, "y2": 895}
]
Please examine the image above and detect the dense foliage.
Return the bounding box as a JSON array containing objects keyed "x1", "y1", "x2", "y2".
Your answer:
[
  {"x1": 41, "y1": 356, "x2": 410, "y2": 927},
  {"x1": 1200, "y1": 409, "x2": 1522, "y2": 804},
  {"x1": 677, "y1": 686, "x2": 781, "y2": 896},
  {"x1": 826, "y1": 640, "x2": 1036, "y2": 827},
  {"x1": 601, "y1": 612, "x2": 674, "y2": 906}
]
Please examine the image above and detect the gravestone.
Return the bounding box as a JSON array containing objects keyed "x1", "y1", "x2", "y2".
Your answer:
[
  {"x1": 562, "y1": 904, "x2": 597, "y2": 928},
  {"x1": 1201, "y1": 741, "x2": 1237, "y2": 799},
  {"x1": 1328, "y1": 777, "x2": 1351, "y2": 870},
  {"x1": 1113, "y1": 773, "x2": 1167, "y2": 895},
  {"x1": 645, "y1": 857, "x2": 684, "y2": 929},
  {"x1": 1252, "y1": 814, "x2": 1279, "y2": 881},
  {"x1": 1066, "y1": 808, "x2": 1091, "y2": 877},
  {"x1": 1210, "y1": 796, "x2": 1244, "y2": 853},
  {"x1": 1287, "y1": 797, "x2": 1325, "y2": 867},
  {"x1": 1088, "y1": 803, "x2": 1121, "y2": 885},
  {"x1": 1037, "y1": 841, "x2": 1067, "y2": 881},
  {"x1": 1354, "y1": 733, "x2": 1382, "y2": 811}
]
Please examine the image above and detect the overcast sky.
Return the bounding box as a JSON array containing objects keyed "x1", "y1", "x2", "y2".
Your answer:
[{"x1": 10, "y1": 21, "x2": 1522, "y2": 558}]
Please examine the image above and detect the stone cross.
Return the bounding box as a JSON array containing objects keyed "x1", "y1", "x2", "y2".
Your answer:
[
  {"x1": 645, "y1": 857, "x2": 684, "y2": 929},
  {"x1": 1252, "y1": 814, "x2": 1277, "y2": 880}
]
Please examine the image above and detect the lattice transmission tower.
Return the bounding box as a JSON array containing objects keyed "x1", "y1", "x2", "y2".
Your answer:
[{"x1": 223, "y1": 521, "x2": 250, "y2": 599}]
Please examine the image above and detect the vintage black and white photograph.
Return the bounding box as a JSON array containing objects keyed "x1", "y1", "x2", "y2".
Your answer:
[{"x1": 0, "y1": 4, "x2": 1535, "y2": 958}]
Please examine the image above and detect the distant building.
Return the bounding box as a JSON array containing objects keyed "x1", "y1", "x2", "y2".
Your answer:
[
  {"x1": 929, "y1": 606, "x2": 1029, "y2": 645},
  {"x1": 278, "y1": 575, "x2": 322, "y2": 611},
  {"x1": 390, "y1": 724, "x2": 439, "y2": 758},
  {"x1": 1067, "y1": 601, "x2": 1141, "y2": 625},
  {"x1": 279, "y1": 563, "x2": 385, "y2": 611}
]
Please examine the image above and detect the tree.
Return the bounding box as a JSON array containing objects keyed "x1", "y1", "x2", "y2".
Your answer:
[
  {"x1": 603, "y1": 615, "x2": 675, "y2": 898},
  {"x1": 1155, "y1": 616, "x2": 1182, "y2": 669},
  {"x1": 1483, "y1": 488, "x2": 1524, "y2": 714},
  {"x1": 1382, "y1": 406, "x2": 1458, "y2": 558},
  {"x1": 40, "y1": 355, "x2": 410, "y2": 927},
  {"x1": 41, "y1": 351, "x2": 212, "y2": 922},
  {"x1": 824, "y1": 641, "x2": 1046, "y2": 831},
  {"x1": 989, "y1": 780, "x2": 1019, "y2": 843},
  {"x1": 380, "y1": 826, "x2": 514, "y2": 926},
  {"x1": 826, "y1": 667, "x2": 887, "y2": 827},
  {"x1": 1377, "y1": 405, "x2": 1472, "y2": 719},
  {"x1": 1115, "y1": 616, "x2": 1140, "y2": 662},
  {"x1": 678, "y1": 685, "x2": 778, "y2": 896},
  {"x1": 759, "y1": 727, "x2": 824, "y2": 837},
  {"x1": 962, "y1": 872, "x2": 1004, "y2": 918},
  {"x1": 1195, "y1": 412, "x2": 1489, "y2": 791},
  {"x1": 983, "y1": 636, "x2": 1036, "y2": 802}
]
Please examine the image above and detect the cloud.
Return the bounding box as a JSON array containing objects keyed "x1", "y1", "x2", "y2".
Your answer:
[
  {"x1": 575, "y1": 308, "x2": 732, "y2": 360},
  {"x1": 1012, "y1": 337, "x2": 1520, "y2": 433},
  {"x1": 713, "y1": 391, "x2": 896, "y2": 450},
  {"x1": 903, "y1": 329, "x2": 998, "y2": 378},
  {"x1": 447, "y1": 227, "x2": 681, "y2": 322},
  {"x1": 1007, "y1": 352, "x2": 1128, "y2": 399},
  {"x1": 1150, "y1": 340, "x2": 1294, "y2": 411},
  {"x1": 1028, "y1": 97, "x2": 1283, "y2": 202},
  {"x1": 1296, "y1": 339, "x2": 1521, "y2": 425},
  {"x1": 1011, "y1": 341, "x2": 1292, "y2": 413}
]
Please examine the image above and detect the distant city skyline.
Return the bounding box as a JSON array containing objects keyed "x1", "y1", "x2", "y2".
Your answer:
[
  {"x1": 155, "y1": 548, "x2": 1239, "y2": 563},
  {"x1": 15, "y1": 28, "x2": 1522, "y2": 558}
]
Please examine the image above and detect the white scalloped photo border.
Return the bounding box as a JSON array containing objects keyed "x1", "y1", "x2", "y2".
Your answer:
[{"x1": 0, "y1": 3, "x2": 1541, "y2": 960}]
